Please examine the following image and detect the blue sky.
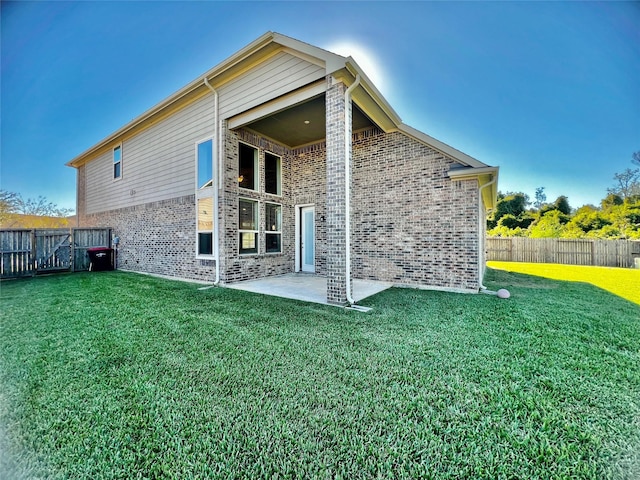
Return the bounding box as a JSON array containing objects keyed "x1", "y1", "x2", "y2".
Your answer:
[{"x1": 2, "y1": 1, "x2": 639, "y2": 211}]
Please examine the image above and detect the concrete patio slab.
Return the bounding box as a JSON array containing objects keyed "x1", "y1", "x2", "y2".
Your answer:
[{"x1": 224, "y1": 273, "x2": 392, "y2": 306}]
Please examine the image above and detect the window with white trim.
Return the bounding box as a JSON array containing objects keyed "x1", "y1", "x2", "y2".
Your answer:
[
  {"x1": 196, "y1": 139, "x2": 214, "y2": 257},
  {"x1": 238, "y1": 143, "x2": 258, "y2": 190},
  {"x1": 239, "y1": 198, "x2": 258, "y2": 255},
  {"x1": 265, "y1": 203, "x2": 282, "y2": 253},
  {"x1": 265, "y1": 152, "x2": 281, "y2": 196},
  {"x1": 113, "y1": 145, "x2": 122, "y2": 179}
]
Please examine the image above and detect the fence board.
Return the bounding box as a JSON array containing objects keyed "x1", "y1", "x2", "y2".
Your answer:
[
  {"x1": 487, "y1": 237, "x2": 640, "y2": 268},
  {"x1": 0, "y1": 230, "x2": 34, "y2": 277},
  {"x1": 0, "y1": 228, "x2": 112, "y2": 279},
  {"x1": 73, "y1": 228, "x2": 112, "y2": 272}
]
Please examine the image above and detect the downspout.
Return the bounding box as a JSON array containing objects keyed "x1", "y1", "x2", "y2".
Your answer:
[
  {"x1": 203, "y1": 77, "x2": 221, "y2": 286},
  {"x1": 344, "y1": 74, "x2": 361, "y2": 305},
  {"x1": 478, "y1": 176, "x2": 497, "y2": 291}
]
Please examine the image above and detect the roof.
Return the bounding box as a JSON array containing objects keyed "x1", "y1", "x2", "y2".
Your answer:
[{"x1": 66, "y1": 31, "x2": 498, "y2": 207}]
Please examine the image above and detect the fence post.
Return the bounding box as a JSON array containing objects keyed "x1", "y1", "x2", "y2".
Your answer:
[
  {"x1": 30, "y1": 229, "x2": 36, "y2": 277},
  {"x1": 70, "y1": 228, "x2": 75, "y2": 272}
]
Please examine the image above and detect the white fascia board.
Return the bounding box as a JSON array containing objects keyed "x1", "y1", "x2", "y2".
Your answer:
[
  {"x1": 448, "y1": 166, "x2": 500, "y2": 211},
  {"x1": 272, "y1": 32, "x2": 347, "y2": 73},
  {"x1": 344, "y1": 58, "x2": 402, "y2": 126},
  {"x1": 447, "y1": 166, "x2": 499, "y2": 180},
  {"x1": 227, "y1": 80, "x2": 326, "y2": 130},
  {"x1": 399, "y1": 123, "x2": 488, "y2": 168}
]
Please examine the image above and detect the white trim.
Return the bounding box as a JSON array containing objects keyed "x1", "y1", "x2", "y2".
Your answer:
[
  {"x1": 238, "y1": 197, "x2": 259, "y2": 256},
  {"x1": 227, "y1": 81, "x2": 326, "y2": 130},
  {"x1": 264, "y1": 201, "x2": 282, "y2": 254},
  {"x1": 112, "y1": 143, "x2": 123, "y2": 181},
  {"x1": 294, "y1": 203, "x2": 314, "y2": 272},
  {"x1": 194, "y1": 136, "x2": 215, "y2": 260},
  {"x1": 446, "y1": 166, "x2": 499, "y2": 180}
]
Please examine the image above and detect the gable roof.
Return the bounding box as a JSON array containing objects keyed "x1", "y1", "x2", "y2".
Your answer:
[{"x1": 66, "y1": 31, "x2": 497, "y2": 207}]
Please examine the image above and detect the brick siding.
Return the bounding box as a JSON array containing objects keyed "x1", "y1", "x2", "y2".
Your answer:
[
  {"x1": 81, "y1": 195, "x2": 216, "y2": 281},
  {"x1": 352, "y1": 129, "x2": 480, "y2": 291},
  {"x1": 78, "y1": 89, "x2": 481, "y2": 293}
]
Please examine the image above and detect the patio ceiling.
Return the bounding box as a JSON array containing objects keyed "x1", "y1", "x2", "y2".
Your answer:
[{"x1": 243, "y1": 94, "x2": 376, "y2": 148}]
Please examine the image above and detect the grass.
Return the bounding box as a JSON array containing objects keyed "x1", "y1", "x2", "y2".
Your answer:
[
  {"x1": 1, "y1": 268, "x2": 639, "y2": 479},
  {"x1": 488, "y1": 261, "x2": 640, "y2": 305}
]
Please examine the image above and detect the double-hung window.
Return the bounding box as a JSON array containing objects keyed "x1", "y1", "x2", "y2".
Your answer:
[
  {"x1": 113, "y1": 145, "x2": 122, "y2": 180},
  {"x1": 196, "y1": 138, "x2": 214, "y2": 257},
  {"x1": 239, "y1": 198, "x2": 258, "y2": 255},
  {"x1": 265, "y1": 203, "x2": 282, "y2": 253}
]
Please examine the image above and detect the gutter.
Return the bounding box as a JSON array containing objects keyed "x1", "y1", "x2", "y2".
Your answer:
[
  {"x1": 477, "y1": 175, "x2": 497, "y2": 291},
  {"x1": 203, "y1": 77, "x2": 221, "y2": 286},
  {"x1": 344, "y1": 74, "x2": 361, "y2": 306}
]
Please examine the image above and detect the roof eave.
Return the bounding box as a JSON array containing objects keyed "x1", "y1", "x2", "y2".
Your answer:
[{"x1": 448, "y1": 166, "x2": 499, "y2": 211}]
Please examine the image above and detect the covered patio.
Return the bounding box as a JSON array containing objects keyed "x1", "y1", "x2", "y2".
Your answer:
[{"x1": 225, "y1": 273, "x2": 392, "y2": 306}]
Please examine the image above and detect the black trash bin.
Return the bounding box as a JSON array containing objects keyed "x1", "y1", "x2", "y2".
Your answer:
[{"x1": 87, "y1": 247, "x2": 114, "y2": 271}]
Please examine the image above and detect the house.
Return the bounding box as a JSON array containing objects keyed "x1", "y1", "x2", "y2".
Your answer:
[{"x1": 67, "y1": 32, "x2": 498, "y2": 305}]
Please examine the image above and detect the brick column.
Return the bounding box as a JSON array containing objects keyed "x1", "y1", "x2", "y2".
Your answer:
[{"x1": 325, "y1": 77, "x2": 351, "y2": 305}]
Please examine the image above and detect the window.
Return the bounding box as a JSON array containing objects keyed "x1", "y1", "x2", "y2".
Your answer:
[
  {"x1": 239, "y1": 198, "x2": 258, "y2": 255},
  {"x1": 197, "y1": 197, "x2": 213, "y2": 255},
  {"x1": 238, "y1": 143, "x2": 258, "y2": 190},
  {"x1": 265, "y1": 152, "x2": 281, "y2": 195},
  {"x1": 113, "y1": 145, "x2": 122, "y2": 179},
  {"x1": 197, "y1": 140, "x2": 213, "y2": 189},
  {"x1": 196, "y1": 139, "x2": 214, "y2": 257},
  {"x1": 265, "y1": 203, "x2": 282, "y2": 253}
]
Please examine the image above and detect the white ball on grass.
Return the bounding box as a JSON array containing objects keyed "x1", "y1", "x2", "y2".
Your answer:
[{"x1": 497, "y1": 289, "x2": 511, "y2": 299}]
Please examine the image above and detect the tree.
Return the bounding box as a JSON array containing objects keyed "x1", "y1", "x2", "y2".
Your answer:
[
  {"x1": 493, "y1": 192, "x2": 529, "y2": 220},
  {"x1": 534, "y1": 187, "x2": 547, "y2": 210},
  {"x1": 609, "y1": 152, "x2": 640, "y2": 201},
  {"x1": 602, "y1": 193, "x2": 623, "y2": 209},
  {"x1": 0, "y1": 190, "x2": 20, "y2": 223},
  {"x1": 554, "y1": 195, "x2": 571, "y2": 215},
  {"x1": 529, "y1": 210, "x2": 570, "y2": 238},
  {"x1": 0, "y1": 190, "x2": 74, "y2": 228},
  {"x1": 0, "y1": 190, "x2": 73, "y2": 217},
  {"x1": 608, "y1": 168, "x2": 640, "y2": 201}
]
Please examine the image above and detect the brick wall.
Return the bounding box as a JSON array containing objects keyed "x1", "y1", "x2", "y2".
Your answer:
[
  {"x1": 78, "y1": 97, "x2": 482, "y2": 292},
  {"x1": 220, "y1": 127, "x2": 294, "y2": 283},
  {"x1": 290, "y1": 141, "x2": 327, "y2": 275},
  {"x1": 352, "y1": 128, "x2": 481, "y2": 291},
  {"x1": 81, "y1": 194, "x2": 216, "y2": 281}
]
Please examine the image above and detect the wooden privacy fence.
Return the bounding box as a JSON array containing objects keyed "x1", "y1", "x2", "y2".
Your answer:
[
  {"x1": 1, "y1": 228, "x2": 112, "y2": 279},
  {"x1": 487, "y1": 237, "x2": 640, "y2": 268}
]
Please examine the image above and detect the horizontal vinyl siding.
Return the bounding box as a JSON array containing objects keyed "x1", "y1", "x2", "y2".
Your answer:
[
  {"x1": 219, "y1": 51, "x2": 324, "y2": 119},
  {"x1": 85, "y1": 95, "x2": 214, "y2": 214}
]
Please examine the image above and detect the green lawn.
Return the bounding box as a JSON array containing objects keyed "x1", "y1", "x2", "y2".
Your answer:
[
  {"x1": 488, "y1": 261, "x2": 640, "y2": 305},
  {"x1": 1, "y1": 269, "x2": 639, "y2": 479}
]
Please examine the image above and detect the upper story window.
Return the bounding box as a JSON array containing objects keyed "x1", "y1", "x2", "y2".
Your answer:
[
  {"x1": 196, "y1": 138, "x2": 214, "y2": 257},
  {"x1": 238, "y1": 143, "x2": 258, "y2": 191},
  {"x1": 113, "y1": 145, "x2": 122, "y2": 180},
  {"x1": 197, "y1": 139, "x2": 213, "y2": 189},
  {"x1": 265, "y1": 152, "x2": 281, "y2": 196}
]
